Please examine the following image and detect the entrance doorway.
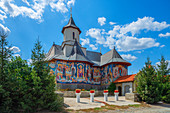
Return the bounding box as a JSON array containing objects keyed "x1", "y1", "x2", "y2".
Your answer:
[
  {"x1": 125, "y1": 85, "x2": 130, "y2": 94},
  {"x1": 118, "y1": 86, "x2": 122, "y2": 96}
]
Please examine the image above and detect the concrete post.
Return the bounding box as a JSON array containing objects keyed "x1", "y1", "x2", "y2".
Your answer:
[
  {"x1": 90, "y1": 93, "x2": 95, "y2": 102},
  {"x1": 76, "y1": 93, "x2": 81, "y2": 103}
]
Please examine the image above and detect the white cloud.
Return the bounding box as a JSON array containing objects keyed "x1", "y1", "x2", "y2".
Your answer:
[
  {"x1": 67, "y1": 0, "x2": 75, "y2": 7},
  {"x1": 89, "y1": 44, "x2": 98, "y2": 50},
  {"x1": 50, "y1": 0, "x2": 68, "y2": 13},
  {"x1": 13, "y1": 54, "x2": 20, "y2": 57},
  {"x1": 86, "y1": 17, "x2": 169, "y2": 52},
  {"x1": 0, "y1": 23, "x2": 10, "y2": 37},
  {"x1": 0, "y1": 0, "x2": 76, "y2": 22},
  {"x1": 98, "y1": 17, "x2": 106, "y2": 26},
  {"x1": 160, "y1": 45, "x2": 165, "y2": 48},
  {"x1": 22, "y1": 0, "x2": 30, "y2": 6},
  {"x1": 156, "y1": 60, "x2": 170, "y2": 69},
  {"x1": 109, "y1": 22, "x2": 116, "y2": 25},
  {"x1": 116, "y1": 36, "x2": 160, "y2": 51},
  {"x1": 119, "y1": 17, "x2": 170, "y2": 36},
  {"x1": 121, "y1": 54, "x2": 137, "y2": 61},
  {"x1": 80, "y1": 38, "x2": 90, "y2": 46},
  {"x1": 10, "y1": 46, "x2": 20, "y2": 53},
  {"x1": 86, "y1": 28, "x2": 105, "y2": 44},
  {"x1": 159, "y1": 32, "x2": 170, "y2": 37},
  {"x1": 27, "y1": 59, "x2": 32, "y2": 65}
]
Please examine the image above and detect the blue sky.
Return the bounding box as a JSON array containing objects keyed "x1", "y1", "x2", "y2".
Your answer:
[{"x1": 0, "y1": 0, "x2": 170, "y2": 74}]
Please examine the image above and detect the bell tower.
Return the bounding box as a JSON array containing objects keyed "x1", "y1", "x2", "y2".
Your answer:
[
  {"x1": 61, "y1": 8, "x2": 81, "y2": 42},
  {"x1": 61, "y1": 9, "x2": 83, "y2": 57}
]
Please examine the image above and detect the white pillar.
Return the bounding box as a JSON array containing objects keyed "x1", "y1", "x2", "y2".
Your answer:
[
  {"x1": 104, "y1": 93, "x2": 108, "y2": 102},
  {"x1": 90, "y1": 93, "x2": 95, "y2": 102},
  {"x1": 76, "y1": 93, "x2": 81, "y2": 103},
  {"x1": 114, "y1": 92, "x2": 119, "y2": 101}
]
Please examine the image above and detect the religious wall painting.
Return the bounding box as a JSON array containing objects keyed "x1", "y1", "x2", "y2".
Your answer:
[
  {"x1": 77, "y1": 63, "x2": 85, "y2": 82},
  {"x1": 85, "y1": 64, "x2": 91, "y2": 83}
]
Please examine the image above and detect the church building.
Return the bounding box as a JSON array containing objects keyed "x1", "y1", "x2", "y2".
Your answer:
[{"x1": 45, "y1": 14, "x2": 134, "y2": 94}]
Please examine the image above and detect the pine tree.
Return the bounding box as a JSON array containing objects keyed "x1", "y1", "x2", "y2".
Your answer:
[
  {"x1": 31, "y1": 38, "x2": 63, "y2": 111},
  {"x1": 136, "y1": 58, "x2": 161, "y2": 103},
  {"x1": 0, "y1": 29, "x2": 13, "y2": 112},
  {"x1": 156, "y1": 56, "x2": 170, "y2": 103}
]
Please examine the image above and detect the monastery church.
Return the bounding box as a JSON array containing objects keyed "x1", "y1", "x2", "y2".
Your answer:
[{"x1": 45, "y1": 14, "x2": 136, "y2": 96}]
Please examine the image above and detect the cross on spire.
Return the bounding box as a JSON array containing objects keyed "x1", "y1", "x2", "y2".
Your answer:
[{"x1": 70, "y1": 7, "x2": 72, "y2": 17}]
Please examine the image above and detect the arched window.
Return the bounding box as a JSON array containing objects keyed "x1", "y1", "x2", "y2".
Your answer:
[{"x1": 73, "y1": 32, "x2": 75, "y2": 39}]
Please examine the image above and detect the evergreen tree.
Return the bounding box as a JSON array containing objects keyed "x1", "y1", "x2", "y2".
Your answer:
[
  {"x1": 31, "y1": 39, "x2": 63, "y2": 111},
  {"x1": 156, "y1": 56, "x2": 170, "y2": 103},
  {"x1": 136, "y1": 58, "x2": 161, "y2": 103},
  {"x1": 0, "y1": 29, "x2": 13, "y2": 112}
]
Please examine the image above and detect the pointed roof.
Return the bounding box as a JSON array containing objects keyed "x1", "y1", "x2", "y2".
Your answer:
[
  {"x1": 101, "y1": 47, "x2": 131, "y2": 66},
  {"x1": 62, "y1": 16, "x2": 81, "y2": 34},
  {"x1": 68, "y1": 39, "x2": 93, "y2": 64}
]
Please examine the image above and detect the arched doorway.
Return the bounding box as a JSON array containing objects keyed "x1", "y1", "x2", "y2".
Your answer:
[
  {"x1": 118, "y1": 86, "x2": 122, "y2": 96},
  {"x1": 125, "y1": 85, "x2": 130, "y2": 94}
]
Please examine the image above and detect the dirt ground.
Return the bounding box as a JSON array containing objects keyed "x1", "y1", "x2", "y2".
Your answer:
[{"x1": 66, "y1": 103, "x2": 170, "y2": 113}]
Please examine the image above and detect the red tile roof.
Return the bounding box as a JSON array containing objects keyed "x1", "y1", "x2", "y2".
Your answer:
[{"x1": 113, "y1": 74, "x2": 136, "y2": 83}]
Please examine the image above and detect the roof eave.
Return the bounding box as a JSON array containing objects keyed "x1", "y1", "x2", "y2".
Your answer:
[{"x1": 61, "y1": 26, "x2": 81, "y2": 34}]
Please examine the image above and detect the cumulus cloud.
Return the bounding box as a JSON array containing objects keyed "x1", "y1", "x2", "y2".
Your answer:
[
  {"x1": 80, "y1": 38, "x2": 90, "y2": 46},
  {"x1": 0, "y1": 23, "x2": 10, "y2": 37},
  {"x1": 116, "y1": 36, "x2": 160, "y2": 51},
  {"x1": 27, "y1": 59, "x2": 32, "y2": 65},
  {"x1": 159, "y1": 32, "x2": 170, "y2": 37},
  {"x1": 156, "y1": 60, "x2": 170, "y2": 69},
  {"x1": 89, "y1": 44, "x2": 98, "y2": 50},
  {"x1": 86, "y1": 17, "x2": 169, "y2": 52},
  {"x1": 0, "y1": 0, "x2": 76, "y2": 22},
  {"x1": 67, "y1": 0, "x2": 75, "y2": 7},
  {"x1": 160, "y1": 45, "x2": 165, "y2": 48},
  {"x1": 13, "y1": 54, "x2": 20, "y2": 57},
  {"x1": 98, "y1": 17, "x2": 106, "y2": 26},
  {"x1": 119, "y1": 17, "x2": 170, "y2": 36},
  {"x1": 121, "y1": 54, "x2": 137, "y2": 61},
  {"x1": 109, "y1": 22, "x2": 116, "y2": 25},
  {"x1": 10, "y1": 46, "x2": 20, "y2": 53},
  {"x1": 86, "y1": 28, "x2": 105, "y2": 44}
]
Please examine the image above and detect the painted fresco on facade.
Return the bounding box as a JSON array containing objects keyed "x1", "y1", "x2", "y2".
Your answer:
[{"x1": 49, "y1": 60, "x2": 128, "y2": 85}]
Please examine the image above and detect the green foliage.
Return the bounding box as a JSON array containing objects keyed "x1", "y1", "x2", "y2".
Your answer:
[
  {"x1": 156, "y1": 56, "x2": 170, "y2": 103},
  {"x1": 0, "y1": 37, "x2": 63, "y2": 112},
  {"x1": 136, "y1": 58, "x2": 161, "y2": 104},
  {"x1": 108, "y1": 82, "x2": 116, "y2": 95}
]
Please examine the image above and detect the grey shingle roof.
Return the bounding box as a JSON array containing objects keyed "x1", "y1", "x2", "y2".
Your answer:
[
  {"x1": 86, "y1": 51, "x2": 101, "y2": 66},
  {"x1": 101, "y1": 47, "x2": 131, "y2": 66},
  {"x1": 68, "y1": 39, "x2": 93, "y2": 64},
  {"x1": 61, "y1": 16, "x2": 81, "y2": 34}
]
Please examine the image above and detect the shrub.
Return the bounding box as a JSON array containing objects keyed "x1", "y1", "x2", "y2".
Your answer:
[{"x1": 108, "y1": 82, "x2": 116, "y2": 95}]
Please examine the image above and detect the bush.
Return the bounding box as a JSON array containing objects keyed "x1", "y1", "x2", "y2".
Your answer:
[{"x1": 108, "y1": 82, "x2": 116, "y2": 95}]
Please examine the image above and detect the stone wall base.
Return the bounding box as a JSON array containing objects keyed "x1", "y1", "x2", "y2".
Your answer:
[
  {"x1": 125, "y1": 93, "x2": 140, "y2": 102},
  {"x1": 56, "y1": 83, "x2": 109, "y2": 90}
]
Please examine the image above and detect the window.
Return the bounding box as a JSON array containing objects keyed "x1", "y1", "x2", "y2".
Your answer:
[
  {"x1": 72, "y1": 68, "x2": 75, "y2": 76},
  {"x1": 73, "y1": 32, "x2": 75, "y2": 39}
]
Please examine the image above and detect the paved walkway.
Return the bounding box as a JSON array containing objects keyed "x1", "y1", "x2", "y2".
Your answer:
[{"x1": 64, "y1": 96, "x2": 140, "y2": 110}]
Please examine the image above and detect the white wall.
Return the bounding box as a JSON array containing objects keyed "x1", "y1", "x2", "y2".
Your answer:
[
  {"x1": 64, "y1": 28, "x2": 80, "y2": 42},
  {"x1": 122, "y1": 82, "x2": 133, "y2": 96}
]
